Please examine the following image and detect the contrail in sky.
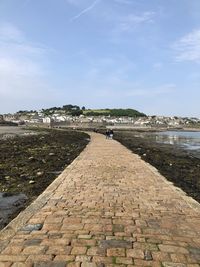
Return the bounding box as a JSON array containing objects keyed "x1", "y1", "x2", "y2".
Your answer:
[{"x1": 70, "y1": 0, "x2": 100, "y2": 21}]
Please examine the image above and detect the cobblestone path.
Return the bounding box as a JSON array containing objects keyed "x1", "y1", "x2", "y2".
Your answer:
[{"x1": 0, "y1": 133, "x2": 200, "y2": 267}]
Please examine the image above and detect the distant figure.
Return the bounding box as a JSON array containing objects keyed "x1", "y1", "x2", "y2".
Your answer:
[
  {"x1": 106, "y1": 129, "x2": 110, "y2": 139},
  {"x1": 109, "y1": 129, "x2": 114, "y2": 139}
]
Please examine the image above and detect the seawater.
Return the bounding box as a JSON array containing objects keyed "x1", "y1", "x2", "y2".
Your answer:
[
  {"x1": 154, "y1": 131, "x2": 200, "y2": 150},
  {"x1": 0, "y1": 126, "x2": 37, "y2": 139}
]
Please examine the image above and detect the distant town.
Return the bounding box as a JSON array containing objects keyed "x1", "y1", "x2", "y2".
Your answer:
[{"x1": 0, "y1": 105, "x2": 200, "y2": 129}]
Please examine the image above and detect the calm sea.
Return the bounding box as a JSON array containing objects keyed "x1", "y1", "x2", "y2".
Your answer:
[
  {"x1": 153, "y1": 131, "x2": 200, "y2": 151},
  {"x1": 132, "y1": 130, "x2": 200, "y2": 158}
]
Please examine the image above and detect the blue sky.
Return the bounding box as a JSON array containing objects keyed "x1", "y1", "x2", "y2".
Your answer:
[{"x1": 0, "y1": 0, "x2": 200, "y2": 116}]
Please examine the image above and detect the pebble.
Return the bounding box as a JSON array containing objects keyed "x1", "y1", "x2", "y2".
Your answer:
[{"x1": 36, "y1": 171, "x2": 44, "y2": 176}]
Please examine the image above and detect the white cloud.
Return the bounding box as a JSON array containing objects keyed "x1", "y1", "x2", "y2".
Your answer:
[
  {"x1": 0, "y1": 23, "x2": 55, "y2": 113},
  {"x1": 0, "y1": 57, "x2": 41, "y2": 76},
  {"x1": 99, "y1": 83, "x2": 176, "y2": 98},
  {"x1": 117, "y1": 11, "x2": 155, "y2": 32},
  {"x1": 173, "y1": 29, "x2": 200, "y2": 63},
  {"x1": 0, "y1": 23, "x2": 46, "y2": 77},
  {"x1": 0, "y1": 23, "x2": 24, "y2": 42},
  {"x1": 70, "y1": 0, "x2": 100, "y2": 21},
  {"x1": 125, "y1": 83, "x2": 176, "y2": 97}
]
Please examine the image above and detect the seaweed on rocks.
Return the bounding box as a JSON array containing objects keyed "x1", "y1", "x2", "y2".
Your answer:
[{"x1": 0, "y1": 128, "x2": 89, "y2": 229}]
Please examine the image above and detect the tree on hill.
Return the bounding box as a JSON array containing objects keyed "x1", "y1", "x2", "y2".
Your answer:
[
  {"x1": 63, "y1": 104, "x2": 80, "y2": 111},
  {"x1": 109, "y1": 109, "x2": 146, "y2": 117},
  {"x1": 71, "y1": 110, "x2": 83, "y2": 116}
]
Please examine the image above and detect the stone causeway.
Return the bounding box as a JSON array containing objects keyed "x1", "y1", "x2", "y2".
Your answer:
[{"x1": 0, "y1": 133, "x2": 200, "y2": 266}]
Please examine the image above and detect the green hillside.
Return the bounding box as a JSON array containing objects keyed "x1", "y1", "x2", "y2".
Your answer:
[
  {"x1": 83, "y1": 108, "x2": 146, "y2": 117},
  {"x1": 21, "y1": 105, "x2": 146, "y2": 117}
]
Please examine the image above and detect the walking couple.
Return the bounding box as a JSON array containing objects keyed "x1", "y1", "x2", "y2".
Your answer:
[{"x1": 106, "y1": 129, "x2": 114, "y2": 139}]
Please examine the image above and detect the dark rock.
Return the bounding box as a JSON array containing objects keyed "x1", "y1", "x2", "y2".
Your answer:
[{"x1": 2, "y1": 192, "x2": 15, "y2": 197}]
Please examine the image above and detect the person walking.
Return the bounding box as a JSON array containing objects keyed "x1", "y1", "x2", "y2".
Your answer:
[{"x1": 109, "y1": 129, "x2": 114, "y2": 139}]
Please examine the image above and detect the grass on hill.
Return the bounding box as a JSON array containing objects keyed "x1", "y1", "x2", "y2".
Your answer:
[{"x1": 83, "y1": 108, "x2": 146, "y2": 117}]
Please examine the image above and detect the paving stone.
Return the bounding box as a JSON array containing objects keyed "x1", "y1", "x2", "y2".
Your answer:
[
  {"x1": 152, "y1": 251, "x2": 171, "y2": 262},
  {"x1": 99, "y1": 240, "x2": 132, "y2": 249},
  {"x1": 24, "y1": 239, "x2": 42, "y2": 246},
  {"x1": 67, "y1": 263, "x2": 80, "y2": 267},
  {"x1": 12, "y1": 264, "x2": 33, "y2": 267},
  {"x1": 162, "y1": 263, "x2": 187, "y2": 267},
  {"x1": 0, "y1": 263, "x2": 12, "y2": 267},
  {"x1": 112, "y1": 225, "x2": 124, "y2": 232},
  {"x1": 26, "y1": 255, "x2": 53, "y2": 262},
  {"x1": 126, "y1": 249, "x2": 144, "y2": 259},
  {"x1": 116, "y1": 257, "x2": 133, "y2": 264},
  {"x1": 1, "y1": 245, "x2": 23, "y2": 254},
  {"x1": 188, "y1": 247, "x2": 200, "y2": 255},
  {"x1": 53, "y1": 255, "x2": 75, "y2": 262},
  {"x1": 0, "y1": 256, "x2": 27, "y2": 262},
  {"x1": 171, "y1": 253, "x2": 187, "y2": 263},
  {"x1": 33, "y1": 262, "x2": 66, "y2": 267},
  {"x1": 78, "y1": 235, "x2": 92, "y2": 239},
  {"x1": 107, "y1": 248, "x2": 125, "y2": 257},
  {"x1": 71, "y1": 247, "x2": 87, "y2": 255},
  {"x1": 22, "y1": 246, "x2": 47, "y2": 255},
  {"x1": 81, "y1": 263, "x2": 97, "y2": 267},
  {"x1": 158, "y1": 245, "x2": 189, "y2": 254},
  {"x1": 75, "y1": 255, "x2": 92, "y2": 262}
]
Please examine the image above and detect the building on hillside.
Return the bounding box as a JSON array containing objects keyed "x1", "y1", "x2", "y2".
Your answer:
[
  {"x1": 3, "y1": 114, "x2": 19, "y2": 122},
  {"x1": 43, "y1": 117, "x2": 51, "y2": 124}
]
